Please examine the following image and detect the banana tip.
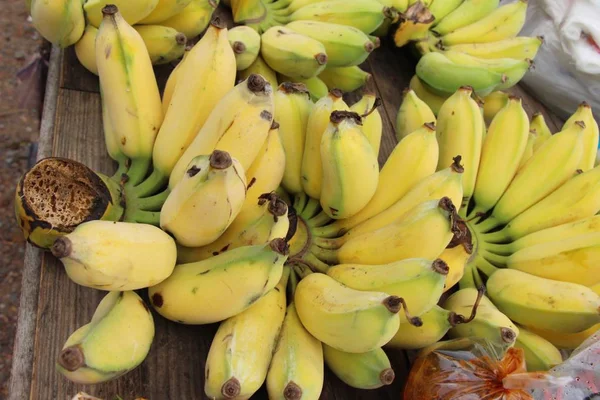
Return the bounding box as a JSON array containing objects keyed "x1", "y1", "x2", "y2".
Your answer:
[
  {"x1": 232, "y1": 41, "x2": 246, "y2": 54},
  {"x1": 209, "y1": 150, "x2": 233, "y2": 170},
  {"x1": 383, "y1": 296, "x2": 402, "y2": 313},
  {"x1": 58, "y1": 345, "x2": 85, "y2": 371},
  {"x1": 175, "y1": 33, "x2": 187, "y2": 45},
  {"x1": 330, "y1": 110, "x2": 362, "y2": 125},
  {"x1": 432, "y1": 259, "x2": 449, "y2": 275},
  {"x1": 278, "y1": 82, "x2": 309, "y2": 95},
  {"x1": 380, "y1": 368, "x2": 395, "y2": 386},
  {"x1": 315, "y1": 53, "x2": 328, "y2": 65},
  {"x1": 330, "y1": 88, "x2": 344, "y2": 99},
  {"x1": 270, "y1": 238, "x2": 290, "y2": 256},
  {"x1": 101, "y1": 4, "x2": 118, "y2": 16},
  {"x1": 438, "y1": 197, "x2": 456, "y2": 214},
  {"x1": 283, "y1": 381, "x2": 303, "y2": 400},
  {"x1": 51, "y1": 237, "x2": 72, "y2": 259},
  {"x1": 210, "y1": 16, "x2": 226, "y2": 29},
  {"x1": 365, "y1": 41, "x2": 375, "y2": 53},
  {"x1": 221, "y1": 377, "x2": 241, "y2": 399},
  {"x1": 269, "y1": 198, "x2": 288, "y2": 218},
  {"x1": 451, "y1": 156, "x2": 464, "y2": 173},
  {"x1": 501, "y1": 327, "x2": 517, "y2": 343},
  {"x1": 247, "y1": 74, "x2": 268, "y2": 93},
  {"x1": 271, "y1": 120, "x2": 280, "y2": 130}
]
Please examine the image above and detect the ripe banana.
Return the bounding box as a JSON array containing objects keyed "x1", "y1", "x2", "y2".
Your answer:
[
  {"x1": 294, "y1": 272, "x2": 406, "y2": 353},
  {"x1": 168, "y1": 73, "x2": 274, "y2": 189},
  {"x1": 261, "y1": 26, "x2": 328, "y2": 79},
  {"x1": 517, "y1": 130, "x2": 537, "y2": 169},
  {"x1": 266, "y1": 303, "x2": 324, "y2": 400},
  {"x1": 56, "y1": 291, "x2": 154, "y2": 384},
  {"x1": 204, "y1": 268, "x2": 288, "y2": 400},
  {"x1": 327, "y1": 258, "x2": 449, "y2": 316},
  {"x1": 239, "y1": 55, "x2": 279, "y2": 91},
  {"x1": 100, "y1": 88, "x2": 128, "y2": 170},
  {"x1": 96, "y1": 5, "x2": 164, "y2": 185},
  {"x1": 408, "y1": 74, "x2": 446, "y2": 115},
  {"x1": 133, "y1": 25, "x2": 187, "y2": 65},
  {"x1": 436, "y1": 86, "x2": 484, "y2": 203},
  {"x1": 428, "y1": 0, "x2": 462, "y2": 23},
  {"x1": 444, "y1": 36, "x2": 544, "y2": 61},
  {"x1": 50, "y1": 220, "x2": 176, "y2": 291},
  {"x1": 160, "y1": 0, "x2": 219, "y2": 39},
  {"x1": 176, "y1": 193, "x2": 289, "y2": 263},
  {"x1": 161, "y1": 151, "x2": 247, "y2": 247},
  {"x1": 530, "y1": 112, "x2": 553, "y2": 151},
  {"x1": 432, "y1": 0, "x2": 499, "y2": 36},
  {"x1": 514, "y1": 326, "x2": 563, "y2": 371},
  {"x1": 393, "y1": 2, "x2": 434, "y2": 47},
  {"x1": 286, "y1": 21, "x2": 375, "y2": 67},
  {"x1": 439, "y1": 242, "x2": 473, "y2": 292},
  {"x1": 350, "y1": 93, "x2": 382, "y2": 156},
  {"x1": 486, "y1": 269, "x2": 600, "y2": 334},
  {"x1": 318, "y1": 66, "x2": 372, "y2": 93},
  {"x1": 84, "y1": 0, "x2": 159, "y2": 28},
  {"x1": 395, "y1": 88, "x2": 436, "y2": 141},
  {"x1": 148, "y1": 239, "x2": 288, "y2": 324},
  {"x1": 161, "y1": 46, "x2": 191, "y2": 114},
  {"x1": 320, "y1": 111, "x2": 379, "y2": 219},
  {"x1": 525, "y1": 323, "x2": 600, "y2": 350},
  {"x1": 323, "y1": 345, "x2": 395, "y2": 389},
  {"x1": 138, "y1": 0, "x2": 193, "y2": 24},
  {"x1": 228, "y1": 25, "x2": 261, "y2": 70},
  {"x1": 74, "y1": 25, "x2": 99, "y2": 75},
  {"x1": 301, "y1": 89, "x2": 349, "y2": 199},
  {"x1": 275, "y1": 82, "x2": 314, "y2": 194},
  {"x1": 30, "y1": 0, "x2": 85, "y2": 47},
  {"x1": 563, "y1": 102, "x2": 599, "y2": 171},
  {"x1": 440, "y1": 0, "x2": 528, "y2": 46},
  {"x1": 482, "y1": 91, "x2": 509, "y2": 125},
  {"x1": 279, "y1": 75, "x2": 329, "y2": 102}
]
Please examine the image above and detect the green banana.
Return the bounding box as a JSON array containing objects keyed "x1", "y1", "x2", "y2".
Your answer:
[
  {"x1": 318, "y1": 66, "x2": 372, "y2": 93},
  {"x1": 323, "y1": 345, "x2": 395, "y2": 389},
  {"x1": 514, "y1": 326, "x2": 563, "y2": 371}
]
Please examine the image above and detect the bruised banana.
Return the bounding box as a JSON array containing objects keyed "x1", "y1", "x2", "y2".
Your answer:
[
  {"x1": 351, "y1": 93, "x2": 382, "y2": 156},
  {"x1": 148, "y1": 239, "x2": 289, "y2": 324},
  {"x1": 228, "y1": 25, "x2": 261, "y2": 70},
  {"x1": 138, "y1": 0, "x2": 193, "y2": 24},
  {"x1": 56, "y1": 291, "x2": 154, "y2": 384},
  {"x1": 84, "y1": 0, "x2": 159, "y2": 28},
  {"x1": 444, "y1": 36, "x2": 544, "y2": 61},
  {"x1": 176, "y1": 193, "x2": 289, "y2": 263},
  {"x1": 395, "y1": 87, "x2": 436, "y2": 141},
  {"x1": 318, "y1": 66, "x2": 372, "y2": 93},
  {"x1": 51, "y1": 220, "x2": 176, "y2": 291},
  {"x1": 31, "y1": 0, "x2": 85, "y2": 47},
  {"x1": 205, "y1": 269, "x2": 288, "y2": 400},
  {"x1": 161, "y1": 151, "x2": 247, "y2": 247},
  {"x1": 160, "y1": 0, "x2": 219, "y2": 39},
  {"x1": 74, "y1": 25, "x2": 99, "y2": 75},
  {"x1": 563, "y1": 101, "x2": 599, "y2": 171},
  {"x1": 133, "y1": 24, "x2": 187, "y2": 65},
  {"x1": 514, "y1": 326, "x2": 563, "y2": 372},
  {"x1": 323, "y1": 345, "x2": 395, "y2": 390}
]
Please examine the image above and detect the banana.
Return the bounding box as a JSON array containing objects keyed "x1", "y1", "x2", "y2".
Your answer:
[
  {"x1": 436, "y1": 86, "x2": 484, "y2": 203},
  {"x1": 428, "y1": 0, "x2": 462, "y2": 23},
  {"x1": 279, "y1": 75, "x2": 329, "y2": 102},
  {"x1": 230, "y1": 0, "x2": 268, "y2": 26},
  {"x1": 294, "y1": 272, "x2": 407, "y2": 353},
  {"x1": 440, "y1": 241, "x2": 473, "y2": 292},
  {"x1": 288, "y1": 0, "x2": 396, "y2": 34},
  {"x1": 133, "y1": 25, "x2": 187, "y2": 65},
  {"x1": 96, "y1": 5, "x2": 164, "y2": 185},
  {"x1": 563, "y1": 102, "x2": 599, "y2": 171},
  {"x1": 176, "y1": 193, "x2": 289, "y2": 263},
  {"x1": 168, "y1": 73, "x2": 274, "y2": 189},
  {"x1": 228, "y1": 25, "x2": 261, "y2": 70},
  {"x1": 161, "y1": 46, "x2": 191, "y2": 114},
  {"x1": 482, "y1": 91, "x2": 509, "y2": 125},
  {"x1": 50, "y1": 220, "x2": 176, "y2": 290},
  {"x1": 440, "y1": 0, "x2": 528, "y2": 46},
  {"x1": 30, "y1": 0, "x2": 85, "y2": 47},
  {"x1": 318, "y1": 66, "x2": 372, "y2": 93},
  {"x1": 275, "y1": 82, "x2": 314, "y2": 194},
  {"x1": 266, "y1": 303, "x2": 324, "y2": 400},
  {"x1": 408, "y1": 75, "x2": 446, "y2": 116},
  {"x1": 432, "y1": 0, "x2": 498, "y2": 35},
  {"x1": 486, "y1": 269, "x2": 600, "y2": 334},
  {"x1": 286, "y1": 21, "x2": 375, "y2": 67},
  {"x1": 444, "y1": 287, "x2": 519, "y2": 346},
  {"x1": 327, "y1": 258, "x2": 449, "y2": 317},
  {"x1": 530, "y1": 112, "x2": 553, "y2": 151},
  {"x1": 239, "y1": 55, "x2": 279, "y2": 92},
  {"x1": 301, "y1": 89, "x2": 349, "y2": 199},
  {"x1": 204, "y1": 268, "x2": 288, "y2": 400},
  {"x1": 395, "y1": 88, "x2": 436, "y2": 141},
  {"x1": 323, "y1": 345, "x2": 395, "y2": 389},
  {"x1": 444, "y1": 36, "x2": 544, "y2": 61},
  {"x1": 141, "y1": 18, "x2": 235, "y2": 195},
  {"x1": 470, "y1": 96, "x2": 529, "y2": 215},
  {"x1": 525, "y1": 323, "x2": 600, "y2": 350},
  {"x1": 56, "y1": 291, "x2": 154, "y2": 384},
  {"x1": 517, "y1": 130, "x2": 537, "y2": 170},
  {"x1": 261, "y1": 26, "x2": 328, "y2": 79},
  {"x1": 14, "y1": 158, "x2": 124, "y2": 249},
  {"x1": 161, "y1": 151, "x2": 247, "y2": 247},
  {"x1": 350, "y1": 93, "x2": 382, "y2": 157},
  {"x1": 320, "y1": 111, "x2": 379, "y2": 219},
  {"x1": 416, "y1": 52, "x2": 504, "y2": 97},
  {"x1": 393, "y1": 2, "x2": 434, "y2": 47},
  {"x1": 100, "y1": 88, "x2": 128, "y2": 170},
  {"x1": 138, "y1": 0, "x2": 193, "y2": 24},
  {"x1": 148, "y1": 239, "x2": 288, "y2": 324},
  {"x1": 84, "y1": 0, "x2": 160, "y2": 28},
  {"x1": 74, "y1": 25, "x2": 99, "y2": 75},
  {"x1": 160, "y1": 0, "x2": 219, "y2": 39},
  {"x1": 514, "y1": 326, "x2": 563, "y2": 371},
  {"x1": 371, "y1": 0, "x2": 407, "y2": 37}
]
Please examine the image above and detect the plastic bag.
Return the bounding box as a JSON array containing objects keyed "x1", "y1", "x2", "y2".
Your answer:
[{"x1": 517, "y1": 0, "x2": 600, "y2": 122}]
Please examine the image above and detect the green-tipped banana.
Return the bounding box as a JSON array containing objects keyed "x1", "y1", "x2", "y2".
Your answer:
[
  {"x1": 318, "y1": 66, "x2": 371, "y2": 93},
  {"x1": 444, "y1": 36, "x2": 544, "y2": 61},
  {"x1": 514, "y1": 326, "x2": 563, "y2": 371},
  {"x1": 133, "y1": 25, "x2": 187, "y2": 65},
  {"x1": 228, "y1": 25, "x2": 261, "y2": 70},
  {"x1": 323, "y1": 345, "x2": 395, "y2": 389}
]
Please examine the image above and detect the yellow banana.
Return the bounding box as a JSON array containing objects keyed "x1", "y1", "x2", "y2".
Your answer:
[
  {"x1": 432, "y1": 0, "x2": 499, "y2": 36},
  {"x1": 440, "y1": 242, "x2": 473, "y2": 292},
  {"x1": 323, "y1": 345, "x2": 395, "y2": 389},
  {"x1": 148, "y1": 239, "x2": 289, "y2": 324},
  {"x1": 168, "y1": 73, "x2": 274, "y2": 189},
  {"x1": 138, "y1": 0, "x2": 193, "y2": 24},
  {"x1": 486, "y1": 269, "x2": 600, "y2": 334},
  {"x1": 318, "y1": 66, "x2": 372, "y2": 93},
  {"x1": 84, "y1": 0, "x2": 159, "y2": 28},
  {"x1": 408, "y1": 74, "x2": 447, "y2": 116},
  {"x1": 514, "y1": 326, "x2": 563, "y2": 371},
  {"x1": 51, "y1": 220, "x2": 176, "y2": 291},
  {"x1": 30, "y1": 0, "x2": 85, "y2": 47},
  {"x1": 278, "y1": 75, "x2": 329, "y2": 102},
  {"x1": 428, "y1": 0, "x2": 462, "y2": 23},
  {"x1": 161, "y1": 151, "x2": 247, "y2": 247},
  {"x1": 275, "y1": 82, "x2": 314, "y2": 194},
  {"x1": 56, "y1": 291, "x2": 154, "y2": 384},
  {"x1": 204, "y1": 269, "x2": 288, "y2": 400},
  {"x1": 393, "y1": 2, "x2": 434, "y2": 47},
  {"x1": 320, "y1": 111, "x2": 379, "y2": 219},
  {"x1": 74, "y1": 25, "x2": 99, "y2": 75},
  {"x1": 228, "y1": 25, "x2": 261, "y2": 70},
  {"x1": 100, "y1": 88, "x2": 128, "y2": 170},
  {"x1": 351, "y1": 94, "x2": 391, "y2": 156},
  {"x1": 301, "y1": 89, "x2": 349, "y2": 199},
  {"x1": 530, "y1": 112, "x2": 553, "y2": 151},
  {"x1": 395, "y1": 87, "x2": 436, "y2": 141},
  {"x1": 482, "y1": 91, "x2": 509, "y2": 125},
  {"x1": 517, "y1": 130, "x2": 537, "y2": 170},
  {"x1": 160, "y1": 0, "x2": 219, "y2": 39},
  {"x1": 176, "y1": 193, "x2": 289, "y2": 263},
  {"x1": 96, "y1": 5, "x2": 164, "y2": 185},
  {"x1": 294, "y1": 272, "x2": 405, "y2": 353},
  {"x1": 563, "y1": 102, "x2": 599, "y2": 171},
  {"x1": 133, "y1": 24, "x2": 187, "y2": 65},
  {"x1": 161, "y1": 46, "x2": 191, "y2": 114},
  {"x1": 266, "y1": 303, "x2": 324, "y2": 400},
  {"x1": 525, "y1": 323, "x2": 600, "y2": 350},
  {"x1": 444, "y1": 36, "x2": 544, "y2": 61},
  {"x1": 239, "y1": 55, "x2": 279, "y2": 92}
]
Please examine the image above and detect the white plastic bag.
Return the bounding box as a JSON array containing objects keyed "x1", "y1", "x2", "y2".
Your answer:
[{"x1": 518, "y1": 0, "x2": 600, "y2": 122}]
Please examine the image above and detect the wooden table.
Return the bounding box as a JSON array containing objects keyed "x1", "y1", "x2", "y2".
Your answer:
[{"x1": 8, "y1": 23, "x2": 563, "y2": 400}]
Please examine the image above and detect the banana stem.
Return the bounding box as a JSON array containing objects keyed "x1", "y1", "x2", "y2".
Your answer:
[
  {"x1": 133, "y1": 169, "x2": 168, "y2": 198},
  {"x1": 304, "y1": 252, "x2": 330, "y2": 273},
  {"x1": 482, "y1": 249, "x2": 508, "y2": 266},
  {"x1": 312, "y1": 236, "x2": 342, "y2": 250},
  {"x1": 312, "y1": 223, "x2": 340, "y2": 238},
  {"x1": 459, "y1": 262, "x2": 477, "y2": 290},
  {"x1": 300, "y1": 197, "x2": 321, "y2": 220},
  {"x1": 293, "y1": 193, "x2": 308, "y2": 215},
  {"x1": 124, "y1": 158, "x2": 151, "y2": 187},
  {"x1": 475, "y1": 254, "x2": 498, "y2": 278},
  {"x1": 481, "y1": 242, "x2": 513, "y2": 256},
  {"x1": 310, "y1": 246, "x2": 338, "y2": 264},
  {"x1": 482, "y1": 228, "x2": 511, "y2": 244},
  {"x1": 288, "y1": 267, "x2": 299, "y2": 298},
  {"x1": 307, "y1": 210, "x2": 333, "y2": 228},
  {"x1": 472, "y1": 266, "x2": 484, "y2": 288},
  {"x1": 475, "y1": 216, "x2": 502, "y2": 234},
  {"x1": 128, "y1": 210, "x2": 161, "y2": 226},
  {"x1": 136, "y1": 188, "x2": 171, "y2": 211},
  {"x1": 110, "y1": 157, "x2": 129, "y2": 182}
]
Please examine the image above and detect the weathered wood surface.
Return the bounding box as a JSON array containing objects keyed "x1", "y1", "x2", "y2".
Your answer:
[{"x1": 9, "y1": 18, "x2": 564, "y2": 400}]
